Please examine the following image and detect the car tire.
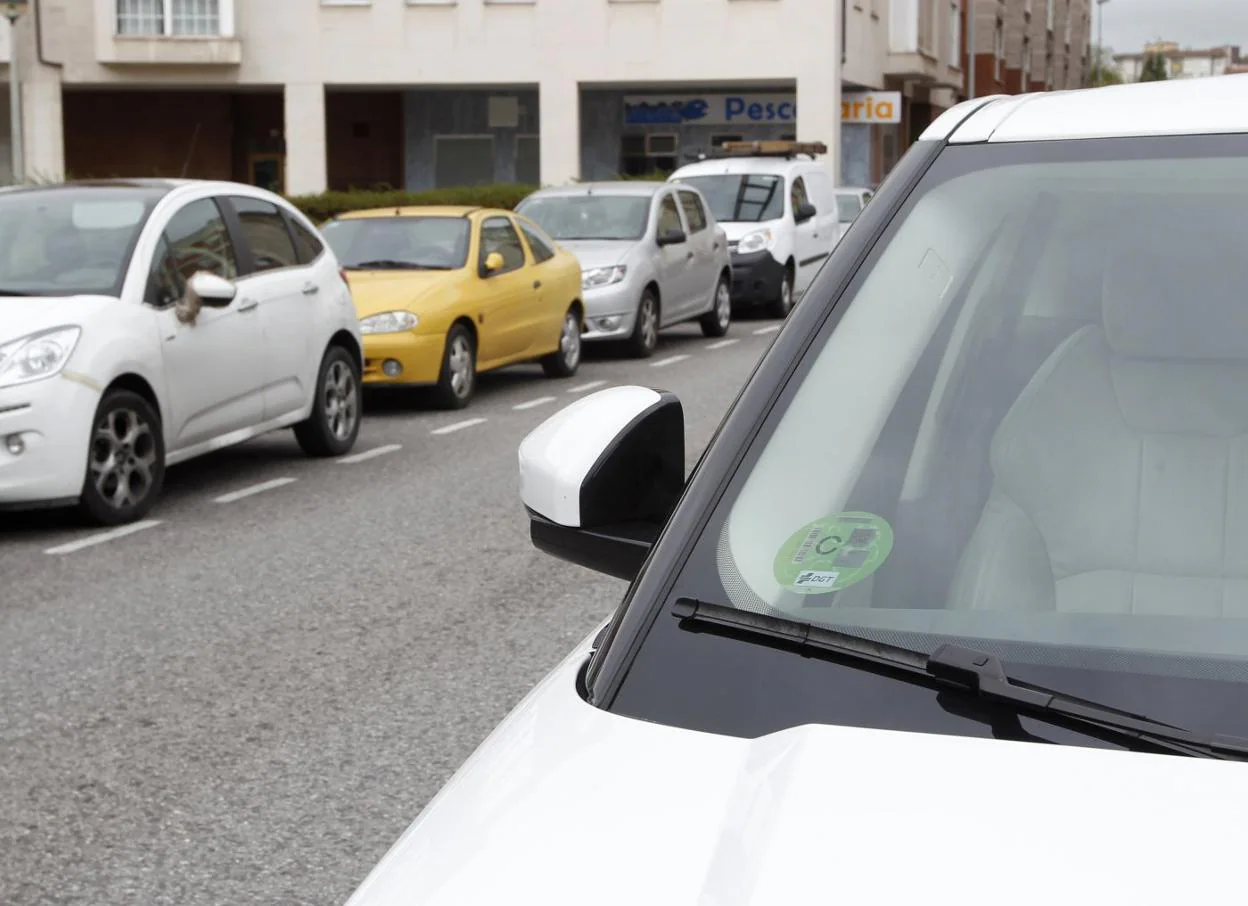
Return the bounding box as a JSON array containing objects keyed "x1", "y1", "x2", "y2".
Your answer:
[
  {"x1": 625, "y1": 288, "x2": 659, "y2": 359},
  {"x1": 767, "y1": 268, "x2": 794, "y2": 319},
  {"x1": 433, "y1": 323, "x2": 477, "y2": 410},
  {"x1": 700, "y1": 273, "x2": 732, "y2": 338},
  {"x1": 294, "y1": 345, "x2": 362, "y2": 457},
  {"x1": 78, "y1": 389, "x2": 165, "y2": 527},
  {"x1": 541, "y1": 307, "x2": 583, "y2": 378}
]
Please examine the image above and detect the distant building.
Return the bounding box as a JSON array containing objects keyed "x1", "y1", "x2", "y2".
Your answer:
[
  {"x1": 1114, "y1": 42, "x2": 1243, "y2": 81},
  {"x1": 963, "y1": 0, "x2": 1093, "y2": 99}
]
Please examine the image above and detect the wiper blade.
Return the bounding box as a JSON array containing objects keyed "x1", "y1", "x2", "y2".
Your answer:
[
  {"x1": 672, "y1": 598, "x2": 1248, "y2": 761},
  {"x1": 348, "y1": 260, "x2": 446, "y2": 270}
]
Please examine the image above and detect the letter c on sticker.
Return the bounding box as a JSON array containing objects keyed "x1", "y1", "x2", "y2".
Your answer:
[{"x1": 815, "y1": 535, "x2": 843, "y2": 556}]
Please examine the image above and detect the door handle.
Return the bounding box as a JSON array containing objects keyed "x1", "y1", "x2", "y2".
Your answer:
[
  {"x1": 533, "y1": 280, "x2": 542, "y2": 289},
  {"x1": 237, "y1": 297, "x2": 258, "y2": 312},
  {"x1": 302, "y1": 282, "x2": 320, "y2": 295}
]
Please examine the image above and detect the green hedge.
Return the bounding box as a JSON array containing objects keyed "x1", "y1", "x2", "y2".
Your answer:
[{"x1": 287, "y1": 183, "x2": 540, "y2": 222}]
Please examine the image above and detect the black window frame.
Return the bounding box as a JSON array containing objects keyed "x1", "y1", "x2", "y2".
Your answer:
[{"x1": 477, "y1": 214, "x2": 528, "y2": 278}]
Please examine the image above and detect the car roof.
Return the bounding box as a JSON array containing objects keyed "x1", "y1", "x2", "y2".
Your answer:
[
  {"x1": 923, "y1": 73, "x2": 1248, "y2": 143},
  {"x1": 670, "y1": 155, "x2": 816, "y2": 178},
  {"x1": 334, "y1": 205, "x2": 489, "y2": 220},
  {"x1": 523, "y1": 182, "x2": 665, "y2": 199}
]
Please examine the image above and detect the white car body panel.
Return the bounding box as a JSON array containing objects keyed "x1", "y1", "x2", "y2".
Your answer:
[{"x1": 346, "y1": 626, "x2": 1248, "y2": 906}]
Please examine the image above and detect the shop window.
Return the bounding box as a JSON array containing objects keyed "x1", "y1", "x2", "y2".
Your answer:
[
  {"x1": 516, "y1": 135, "x2": 540, "y2": 185},
  {"x1": 621, "y1": 133, "x2": 679, "y2": 177},
  {"x1": 435, "y1": 136, "x2": 495, "y2": 188}
]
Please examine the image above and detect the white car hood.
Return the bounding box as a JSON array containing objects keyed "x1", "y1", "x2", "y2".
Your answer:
[
  {"x1": 557, "y1": 239, "x2": 634, "y2": 271},
  {"x1": 0, "y1": 295, "x2": 114, "y2": 345},
  {"x1": 345, "y1": 630, "x2": 1248, "y2": 905}
]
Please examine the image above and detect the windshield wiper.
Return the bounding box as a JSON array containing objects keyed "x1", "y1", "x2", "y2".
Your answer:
[
  {"x1": 672, "y1": 597, "x2": 1248, "y2": 761},
  {"x1": 348, "y1": 260, "x2": 448, "y2": 270}
]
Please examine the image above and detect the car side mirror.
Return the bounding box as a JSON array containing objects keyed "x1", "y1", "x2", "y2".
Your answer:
[
  {"x1": 483, "y1": 251, "x2": 506, "y2": 274},
  {"x1": 518, "y1": 385, "x2": 685, "y2": 582},
  {"x1": 794, "y1": 201, "x2": 817, "y2": 223},
  {"x1": 656, "y1": 227, "x2": 686, "y2": 247},
  {"x1": 176, "y1": 270, "x2": 236, "y2": 324}
]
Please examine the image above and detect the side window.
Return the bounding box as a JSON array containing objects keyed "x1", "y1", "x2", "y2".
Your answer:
[
  {"x1": 164, "y1": 198, "x2": 239, "y2": 284},
  {"x1": 790, "y1": 176, "x2": 810, "y2": 215},
  {"x1": 146, "y1": 235, "x2": 183, "y2": 308},
  {"x1": 287, "y1": 214, "x2": 326, "y2": 265},
  {"x1": 229, "y1": 196, "x2": 300, "y2": 273},
  {"x1": 677, "y1": 190, "x2": 709, "y2": 233},
  {"x1": 657, "y1": 193, "x2": 683, "y2": 235},
  {"x1": 479, "y1": 216, "x2": 526, "y2": 275},
  {"x1": 518, "y1": 220, "x2": 556, "y2": 264}
]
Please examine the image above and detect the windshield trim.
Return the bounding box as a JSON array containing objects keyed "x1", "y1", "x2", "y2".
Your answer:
[{"x1": 585, "y1": 132, "x2": 1248, "y2": 715}]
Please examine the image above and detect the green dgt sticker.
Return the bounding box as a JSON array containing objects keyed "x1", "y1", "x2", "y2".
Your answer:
[{"x1": 773, "y1": 512, "x2": 894, "y2": 595}]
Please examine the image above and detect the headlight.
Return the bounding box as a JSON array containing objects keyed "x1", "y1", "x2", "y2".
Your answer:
[
  {"x1": 736, "y1": 229, "x2": 774, "y2": 256},
  {"x1": 359, "y1": 311, "x2": 419, "y2": 335},
  {"x1": 582, "y1": 265, "x2": 627, "y2": 291},
  {"x1": 0, "y1": 326, "x2": 82, "y2": 389}
]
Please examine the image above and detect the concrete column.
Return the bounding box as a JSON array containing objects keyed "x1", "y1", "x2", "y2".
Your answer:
[
  {"x1": 796, "y1": 68, "x2": 842, "y2": 186},
  {"x1": 22, "y1": 75, "x2": 63, "y2": 183},
  {"x1": 284, "y1": 82, "x2": 327, "y2": 196},
  {"x1": 538, "y1": 78, "x2": 579, "y2": 187}
]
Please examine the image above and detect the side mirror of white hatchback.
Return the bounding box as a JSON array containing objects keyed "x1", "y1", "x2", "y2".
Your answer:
[
  {"x1": 187, "y1": 271, "x2": 238, "y2": 308},
  {"x1": 518, "y1": 385, "x2": 685, "y2": 581}
]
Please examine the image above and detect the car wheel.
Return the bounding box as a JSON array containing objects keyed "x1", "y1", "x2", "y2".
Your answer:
[
  {"x1": 78, "y1": 389, "x2": 165, "y2": 526},
  {"x1": 625, "y1": 288, "x2": 659, "y2": 359},
  {"x1": 433, "y1": 323, "x2": 476, "y2": 410},
  {"x1": 700, "y1": 274, "x2": 732, "y2": 338},
  {"x1": 541, "y1": 307, "x2": 583, "y2": 378},
  {"x1": 294, "y1": 345, "x2": 361, "y2": 457},
  {"x1": 767, "y1": 269, "x2": 794, "y2": 319}
]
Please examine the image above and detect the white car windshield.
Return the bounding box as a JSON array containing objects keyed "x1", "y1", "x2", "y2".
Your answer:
[
  {"x1": 835, "y1": 193, "x2": 861, "y2": 222},
  {"x1": 0, "y1": 186, "x2": 161, "y2": 297},
  {"x1": 672, "y1": 174, "x2": 785, "y2": 223},
  {"x1": 707, "y1": 134, "x2": 1248, "y2": 671},
  {"x1": 516, "y1": 195, "x2": 651, "y2": 241}
]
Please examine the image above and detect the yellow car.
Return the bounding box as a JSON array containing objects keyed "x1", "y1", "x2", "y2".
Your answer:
[{"x1": 320, "y1": 205, "x2": 585, "y2": 409}]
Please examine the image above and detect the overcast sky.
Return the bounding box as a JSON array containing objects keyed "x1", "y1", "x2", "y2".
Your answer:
[{"x1": 1099, "y1": 0, "x2": 1248, "y2": 53}]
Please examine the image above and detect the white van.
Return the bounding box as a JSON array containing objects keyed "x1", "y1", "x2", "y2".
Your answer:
[{"x1": 669, "y1": 141, "x2": 838, "y2": 318}]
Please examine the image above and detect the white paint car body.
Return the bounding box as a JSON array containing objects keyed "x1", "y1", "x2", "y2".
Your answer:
[
  {"x1": 0, "y1": 179, "x2": 363, "y2": 522},
  {"x1": 344, "y1": 77, "x2": 1248, "y2": 906}
]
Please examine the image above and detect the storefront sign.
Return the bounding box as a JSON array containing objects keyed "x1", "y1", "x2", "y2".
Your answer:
[
  {"x1": 841, "y1": 91, "x2": 901, "y2": 124},
  {"x1": 623, "y1": 94, "x2": 796, "y2": 127},
  {"x1": 623, "y1": 90, "x2": 903, "y2": 128}
]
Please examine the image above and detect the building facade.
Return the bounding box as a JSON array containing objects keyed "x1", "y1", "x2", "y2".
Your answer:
[
  {"x1": 961, "y1": 0, "x2": 1091, "y2": 99},
  {"x1": 1114, "y1": 42, "x2": 1243, "y2": 82}
]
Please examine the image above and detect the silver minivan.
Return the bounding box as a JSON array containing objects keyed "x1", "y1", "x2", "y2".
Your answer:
[{"x1": 515, "y1": 182, "x2": 732, "y2": 358}]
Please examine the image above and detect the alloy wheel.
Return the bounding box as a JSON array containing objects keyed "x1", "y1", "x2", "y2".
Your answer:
[
  {"x1": 640, "y1": 297, "x2": 658, "y2": 351},
  {"x1": 323, "y1": 359, "x2": 359, "y2": 442},
  {"x1": 560, "y1": 312, "x2": 582, "y2": 369},
  {"x1": 715, "y1": 280, "x2": 731, "y2": 330},
  {"x1": 448, "y1": 334, "x2": 474, "y2": 398},
  {"x1": 89, "y1": 407, "x2": 158, "y2": 511}
]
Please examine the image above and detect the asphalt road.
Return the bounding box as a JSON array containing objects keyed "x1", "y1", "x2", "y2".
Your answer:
[{"x1": 0, "y1": 317, "x2": 781, "y2": 906}]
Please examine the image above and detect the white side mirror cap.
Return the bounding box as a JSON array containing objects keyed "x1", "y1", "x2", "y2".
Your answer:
[{"x1": 519, "y1": 385, "x2": 683, "y2": 528}]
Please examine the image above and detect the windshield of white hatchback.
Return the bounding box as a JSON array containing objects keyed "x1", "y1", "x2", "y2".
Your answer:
[
  {"x1": 516, "y1": 194, "x2": 651, "y2": 242},
  {"x1": 0, "y1": 187, "x2": 159, "y2": 297},
  {"x1": 711, "y1": 139, "x2": 1248, "y2": 667}
]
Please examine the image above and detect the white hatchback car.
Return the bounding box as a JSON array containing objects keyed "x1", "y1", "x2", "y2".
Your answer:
[{"x1": 0, "y1": 179, "x2": 363, "y2": 525}]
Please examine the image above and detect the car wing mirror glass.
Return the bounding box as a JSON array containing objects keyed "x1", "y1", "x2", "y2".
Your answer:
[{"x1": 518, "y1": 385, "x2": 686, "y2": 581}]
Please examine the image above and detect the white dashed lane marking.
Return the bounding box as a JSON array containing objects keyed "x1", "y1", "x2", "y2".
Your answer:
[
  {"x1": 753, "y1": 325, "x2": 781, "y2": 336},
  {"x1": 431, "y1": 418, "x2": 487, "y2": 436},
  {"x1": 513, "y1": 396, "x2": 556, "y2": 411},
  {"x1": 706, "y1": 339, "x2": 739, "y2": 350},
  {"x1": 337, "y1": 443, "x2": 403, "y2": 465},
  {"x1": 213, "y1": 477, "x2": 297, "y2": 504},
  {"x1": 650, "y1": 354, "x2": 690, "y2": 368},
  {"x1": 567, "y1": 380, "x2": 606, "y2": 394},
  {"x1": 44, "y1": 519, "x2": 164, "y2": 556}
]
